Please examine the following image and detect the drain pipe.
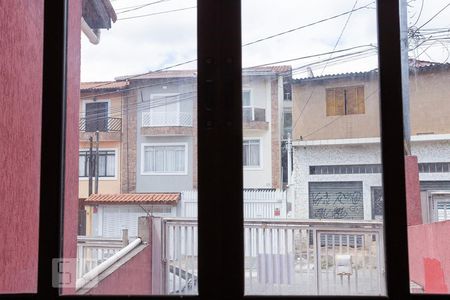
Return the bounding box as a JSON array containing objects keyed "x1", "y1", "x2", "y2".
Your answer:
[{"x1": 81, "y1": 17, "x2": 101, "y2": 45}]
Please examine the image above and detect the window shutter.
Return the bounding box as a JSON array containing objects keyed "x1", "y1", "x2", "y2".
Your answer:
[
  {"x1": 326, "y1": 89, "x2": 336, "y2": 116},
  {"x1": 335, "y1": 88, "x2": 345, "y2": 115},
  {"x1": 345, "y1": 87, "x2": 358, "y2": 114},
  {"x1": 357, "y1": 86, "x2": 365, "y2": 114}
]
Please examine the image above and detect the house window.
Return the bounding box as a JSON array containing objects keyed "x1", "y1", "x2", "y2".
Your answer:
[
  {"x1": 243, "y1": 139, "x2": 261, "y2": 167},
  {"x1": 326, "y1": 86, "x2": 365, "y2": 116},
  {"x1": 142, "y1": 144, "x2": 187, "y2": 174},
  {"x1": 79, "y1": 150, "x2": 115, "y2": 177},
  {"x1": 242, "y1": 90, "x2": 253, "y2": 121},
  {"x1": 84, "y1": 101, "x2": 109, "y2": 131}
]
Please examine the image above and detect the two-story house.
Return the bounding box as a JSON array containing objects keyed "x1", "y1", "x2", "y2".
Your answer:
[
  {"x1": 291, "y1": 62, "x2": 450, "y2": 222},
  {"x1": 119, "y1": 66, "x2": 291, "y2": 194}
]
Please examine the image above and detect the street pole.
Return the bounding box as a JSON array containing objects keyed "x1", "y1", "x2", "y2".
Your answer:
[
  {"x1": 88, "y1": 136, "x2": 93, "y2": 196},
  {"x1": 287, "y1": 133, "x2": 293, "y2": 185},
  {"x1": 400, "y1": 0, "x2": 411, "y2": 154},
  {"x1": 95, "y1": 130, "x2": 100, "y2": 194}
]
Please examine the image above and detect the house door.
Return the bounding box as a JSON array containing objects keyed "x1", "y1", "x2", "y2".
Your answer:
[{"x1": 85, "y1": 101, "x2": 108, "y2": 131}]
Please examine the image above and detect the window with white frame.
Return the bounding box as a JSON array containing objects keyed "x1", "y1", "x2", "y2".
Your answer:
[
  {"x1": 243, "y1": 139, "x2": 260, "y2": 167},
  {"x1": 79, "y1": 150, "x2": 115, "y2": 177},
  {"x1": 242, "y1": 90, "x2": 253, "y2": 122},
  {"x1": 142, "y1": 144, "x2": 187, "y2": 174}
]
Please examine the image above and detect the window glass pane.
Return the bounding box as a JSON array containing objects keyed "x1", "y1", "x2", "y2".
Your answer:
[
  {"x1": 67, "y1": 0, "x2": 198, "y2": 295},
  {"x1": 242, "y1": 0, "x2": 385, "y2": 295},
  {"x1": 405, "y1": 0, "x2": 450, "y2": 294}
]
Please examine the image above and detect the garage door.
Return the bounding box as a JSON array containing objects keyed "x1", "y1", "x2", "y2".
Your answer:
[
  {"x1": 309, "y1": 181, "x2": 364, "y2": 219},
  {"x1": 101, "y1": 205, "x2": 174, "y2": 238}
]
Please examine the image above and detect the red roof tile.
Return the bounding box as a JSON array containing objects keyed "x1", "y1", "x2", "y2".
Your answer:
[
  {"x1": 84, "y1": 193, "x2": 180, "y2": 204},
  {"x1": 80, "y1": 81, "x2": 129, "y2": 91}
]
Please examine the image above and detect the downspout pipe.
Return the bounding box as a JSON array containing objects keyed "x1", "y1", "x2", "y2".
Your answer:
[{"x1": 81, "y1": 17, "x2": 101, "y2": 45}]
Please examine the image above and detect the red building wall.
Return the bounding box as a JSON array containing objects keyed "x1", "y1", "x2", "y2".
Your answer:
[
  {"x1": 408, "y1": 221, "x2": 450, "y2": 293},
  {"x1": 86, "y1": 246, "x2": 152, "y2": 295},
  {"x1": 0, "y1": 1, "x2": 44, "y2": 293}
]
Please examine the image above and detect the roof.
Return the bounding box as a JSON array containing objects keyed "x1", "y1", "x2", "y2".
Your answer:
[
  {"x1": 82, "y1": 0, "x2": 117, "y2": 30},
  {"x1": 80, "y1": 81, "x2": 129, "y2": 91},
  {"x1": 294, "y1": 60, "x2": 450, "y2": 84},
  {"x1": 115, "y1": 70, "x2": 198, "y2": 81},
  {"x1": 84, "y1": 193, "x2": 180, "y2": 205},
  {"x1": 116, "y1": 65, "x2": 292, "y2": 81}
]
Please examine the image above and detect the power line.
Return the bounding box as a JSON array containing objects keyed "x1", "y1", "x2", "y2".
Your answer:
[
  {"x1": 117, "y1": 6, "x2": 196, "y2": 21},
  {"x1": 416, "y1": 2, "x2": 450, "y2": 31},
  {"x1": 299, "y1": 89, "x2": 379, "y2": 139},
  {"x1": 410, "y1": 0, "x2": 424, "y2": 27},
  {"x1": 115, "y1": 0, "x2": 170, "y2": 14},
  {"x1": 86, "y1": 3, "x2": 375, "y2": 91},
  {"x1": 292, "y1": 0, "x2": 360, "y2": 133},
  {"x1": 242, "y1": 1, "x2": 374, "y2": 47}
]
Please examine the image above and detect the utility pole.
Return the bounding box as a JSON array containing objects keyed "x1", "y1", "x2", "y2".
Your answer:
[
  {"x1": 95, "y1": 130, "x2": 100, "y2": 194},
  {"x1": 400, "y1": 0, "x2": 411, "y2": 154},
  {"x1": 88, "y1": 136, "x2": 94, "y2": 196},
  {"x1": 287, "y1": 133, "x2": 293, "y2": 186}
]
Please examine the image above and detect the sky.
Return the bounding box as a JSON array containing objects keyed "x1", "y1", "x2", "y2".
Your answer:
[{"x1": 81, "y1": 0, "x2": 450, "y2": 82}]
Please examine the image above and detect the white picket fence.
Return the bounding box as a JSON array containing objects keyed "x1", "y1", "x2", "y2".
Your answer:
[{"x1": 178, "y1": 190, "x2": 289, "y2": 219}]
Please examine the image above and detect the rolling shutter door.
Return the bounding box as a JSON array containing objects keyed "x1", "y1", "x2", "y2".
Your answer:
[
  {"x1": 420, "y1": 181, "x2": 450, "y2": 191},
  {"x1": 309, "y1": 181, "x2": 364, "y2": 219}
]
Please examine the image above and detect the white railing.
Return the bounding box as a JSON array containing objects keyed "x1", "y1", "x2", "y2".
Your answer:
[
  {"x1": 142, "y1": 111, "x2": 193, "y2": 127},
  {"x1": 179, "y1": 190, "x2": 288, "y2": 219},
  {"x1": 76, "y1": 236, "x2": 125, "y2": 279},
  {"x1": 159, "y1": 218, "x2": 384, "y2": 296}
]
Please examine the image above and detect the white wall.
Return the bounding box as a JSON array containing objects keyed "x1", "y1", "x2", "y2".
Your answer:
[{"x1": 292, "y1": 139, "x2": 450, "y2": 220}]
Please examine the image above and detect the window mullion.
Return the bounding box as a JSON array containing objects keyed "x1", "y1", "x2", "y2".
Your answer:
[
  {"x1": 376, "y1": 0, "x2": 411, "y2": 299},
  {"x1": 198, "y1": 0, "x2": 243, "y2": 299}
]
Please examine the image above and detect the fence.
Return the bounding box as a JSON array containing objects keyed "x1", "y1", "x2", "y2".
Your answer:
[
  {"x1": 158, "y1": 218, "x2": 384, "y2": 296},
  {"x1": 76, "y1": 236, "x2": 125, "y2": 279},
  {"x1": 179, "y1": 190, "x2": 288, "y2": 219}
]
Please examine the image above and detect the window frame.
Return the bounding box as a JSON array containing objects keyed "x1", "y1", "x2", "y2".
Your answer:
[
  {"x1": 140, "y1": 142, "x2": 189, "y2": 175},
  {"x1": 242, "y1": 138, "x2": 263, "y2": 169},
  {"x1": 17, "y1": 0, "x2": 434, "y2": 299},
  {"x1": 78, "y1": 148, "x2": 117, "y2": 179}
]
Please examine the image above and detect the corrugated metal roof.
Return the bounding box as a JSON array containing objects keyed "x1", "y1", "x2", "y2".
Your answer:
[
  {"x1": 80, "y1": 81, "x2": 129, "y2": 91},
  {"x1": 294, "y1": 60, "x2": 450, "y2": 84},
  {"x1": 84, "y1": 193, "x2": 180, "y2": 204}
]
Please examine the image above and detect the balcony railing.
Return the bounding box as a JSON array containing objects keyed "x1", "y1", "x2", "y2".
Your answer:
[
  {"x1": 79, "y1": 117, "x2": 122, "y2": 132},
  {"x1": 243, "y1": 107, "x2": 266, "y2": 122},
  {"x1": 142, "y1": 112, "x2": 193, "y2": 127}
]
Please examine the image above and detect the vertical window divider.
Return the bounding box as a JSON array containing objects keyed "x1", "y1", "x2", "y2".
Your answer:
[{"x1": 377, "y1": 0, "x2": 411, "y2": 299}]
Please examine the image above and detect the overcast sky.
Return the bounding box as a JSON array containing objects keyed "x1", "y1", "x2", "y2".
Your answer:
[{"x1": 81, "y1": 0, "x2": 450, "y2": 82}]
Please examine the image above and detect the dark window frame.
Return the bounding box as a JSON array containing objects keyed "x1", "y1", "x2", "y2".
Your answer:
[
  {"x1": 5, "y1": 0, "x2": 441, "y2": 299},
  {"x1": 78, "y1": 150, "x2": 115, "y2": 178}
]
